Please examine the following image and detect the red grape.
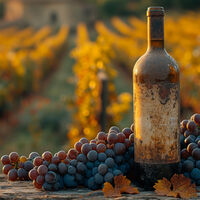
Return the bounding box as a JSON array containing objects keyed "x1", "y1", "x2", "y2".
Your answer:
[
  {"x1": 36, "y1": 175, "x2": 45, "y2": 185},
  {"x1": 192, "y1": 148, "x2": 200, "y2": 160},
  {"x1": 29, "y1": 152, "x2": 40, "y2": 160},
  {"x1": 129, "y1": 133, "x2": 134, "y2": 143},
  {"x1": 81, "y1": 144, "x2": 92, "y2": 155},
  {"x1": 122, "y1": 128, "x2": 132, "y2": 138},
  {"x1": 8, "y1": 169, "x2": 18, "y2": 181},
  {"x1": 191, "y1": 113, "x2": 200, "y2": 126},
  {"x1": 109, "y1": 126, "x2": 120, "y2": 133},
  {"x1": 181, "y1": 148, "x2": 190, "y2": 159},
  {"x1": 37, "y1": 165, "x2": 48, "y2": 176},
  {"x1": 29, "y1": 168, "x2": 39, "y2": 180},
  {"x1": 51, "y1": 156, "x2": 60, "y2": 164},
  {"x1": 180, "y1": 120, "x2": 188, "y2": 129},
  {"x1": 79, "y1": 137, "x2": 89, "y2": 144},
  {"x1": 90, "y1": 139, "x2": 97, "y2": 144},
  {"x1": 2, "y1": 164, "x2": 13, "y2": 175},
  {"x1": 33, "y1": 180, "x2": 42, "y2": 189},
  {"x1": 67, "y1": 148, "x2": 78, "y2": 159},
  {"x1": 124, "y1": 139, "x2": 131, "y2": 148},
  {"x1": 96, "y1": 140, "x2": 106, "y2": 145},
  {"x1": 63, "y1": 158, "x2": 70, "y2": 164},
  {"x1": 57, "y1": 150, "x2": 67, "y2": 160},
  {"x1": 187, "y1": 120, "x2": 197, "y2": 132},
  {"x1": 1, "y1": 155, "x2": 10, "y2": 165},
  {"x1": 74, "y1": 142, "x2": 82, "y2": 152},
  {"x1": 117, "y1": 133, "x2": 126, "y2": 143},
  {"x1": 96, "y1": 143, "x2": 106, "y2": 153},
  {"x1": 42, "y1": 151, "x2": 52, "y2": 162},
  {"x1": 9, "y1": 152, "x2": 19, "y2": 163},
  {"x1": 187, "y1": 143, "x2": 198, "y2": 154},
  {"x1": 90, "y1": 143, "x2": 97, "y2": 150},
  {"x1": 130, "y1": 123, "x2": 134, "y2": 132},
  {"x1": 33, "y1": 156, "x2": 43, "y2": 166},
  {"x1": 184, "y1": 130, "x2": 190, "y2": 138},
  {"x1": 107, "y1": 133, "x2": 118, "y2": 144},
  {"x1": 97, "y1": 132, "x2": 107, "y2": 141}
]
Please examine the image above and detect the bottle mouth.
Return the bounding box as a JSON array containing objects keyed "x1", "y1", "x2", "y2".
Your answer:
[{"x1": 147, "y1": 7, "x2": 164, "y2": 16}]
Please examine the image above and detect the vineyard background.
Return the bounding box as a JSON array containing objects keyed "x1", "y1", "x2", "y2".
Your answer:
[{"x1": 0, "y1": 0, "x2": 200, "y2": 157}]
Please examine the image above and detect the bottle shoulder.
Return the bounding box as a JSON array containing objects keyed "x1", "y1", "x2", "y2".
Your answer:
[{"x1": 133, "y1": 49, "x2": 179, "y2": 83}]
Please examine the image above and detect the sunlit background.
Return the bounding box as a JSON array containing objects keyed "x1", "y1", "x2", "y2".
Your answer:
[{"x1": 0, "y1": 0, "x2": 200, "y2": 156}]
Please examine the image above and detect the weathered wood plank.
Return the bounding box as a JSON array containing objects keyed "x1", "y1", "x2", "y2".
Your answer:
[{"x1": 0, "y1": 174, "x2": 200, "y2": 199}]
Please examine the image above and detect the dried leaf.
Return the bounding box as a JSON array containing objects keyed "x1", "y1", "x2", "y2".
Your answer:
[
  {"x1": 154, "y1": 177, "x2": 171, "y2": 196},
  {"x1": 103, "y1": 175, "x2": 139, "y2": 198},
  {"x1": 154, "y1": 174, "x2": 198, "y2": 199},
  {"x1": 102, "y1": 182, "x2": 121, "y2": 198}
]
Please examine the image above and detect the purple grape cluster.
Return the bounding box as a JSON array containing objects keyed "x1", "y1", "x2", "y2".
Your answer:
[
  {"x1": 1, "y1": 125, "x2": 134, "y2": 191},
  {"x1": 180, "y1": 113, "x2": 200, "y2": 185},
  {"x1": 1, "y1": 152, "x2": 34, "y2": 181}
]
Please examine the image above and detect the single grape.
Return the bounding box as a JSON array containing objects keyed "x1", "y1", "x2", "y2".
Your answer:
[
  {"x1": 9, "y1": 152, "x2": 19, "y2": 163},
  {"x1": 191, "y1": 113, "x2": 200, "y2": 126},
  {"x1": 45, "y1": 171, "x2": 57, "y2": 184},
  {"x1": 77, "y1": 154, "x2": 87, "y2": 163},
  {"x1": 92, "y1": 167, "x2": 98, "y2": 175},
  {"x1": 187, "y1": 120, "x2": 197, "y2": 132},
  {"x1": 77, "y1": 162, "x2": 86, "y2": 173},
  {"x1": 57, "y1": 150, "x2": 67, "y2": 160},
  {"x1": 58, "y1": 162, "x2": 68, "y2": 175},
  {"x1": 192, "y1": 148, "x2": 200, "y2": 160},
  {"x1": 8, "y1": 169, "x2": 18, "y2": 181},
  {"x1": 187, "y1": 143, "x2": 198, "y2": 154},
  {"x1": 184, "y1": 130, "x2": 190, "y2": 138},
  {"x1": 96, "y1": 143, "x2": 106, "y2": 153},
  {"x1": 42, "y1": 151, "x2": 52, "y2": 162},
  {"x1": 181, "y1": 120, "x2": 189, "y2": 129},
  {"x1": 29, "y1": 152, "x2": 40, "y2": 160},
  {"x1": 51, "y1": 156, "x2": 60, "y2": 165},
  {"x1": 190, "y1": 168, "x2": 200, "y2": 180},
  {"x1": 79, "y1": 137, "x2": 89, "y2": 144},
  {"x1": 86, "y1": 161, "x2": 94, "y2": 169},
  {"x1": 90, "y1": 139, "x2": 97, "y2": 144},
  {"x1": 81, "y1": 143, "x2": 92, "y2": 155},
  {"x1": 122, "y1": 128, "x2": 132, "y2": 138},
  {"x1": 36, "y1": 175, "x2": 45, "y2": 185},
  {"x1": 96, "y1": 140, "x2": 106, "y2": 145},
  {"x1": 114, "y1": 143, "x2": 126, "y2": 155},
  {"x1": 180, "y1": 127, "x2": 186, "y2": 135},
  {"x1": 90, "y1": 142, "x2": 97, "y2": 151},
  {"x1": 68, "y1": 165, "x2": 76, "y2": 175},
  {"x1": 33, "y1": 156, "x2": 43, "y2": 166},
  {"x1": 181, "y1": 148, "x2": 190, "y2": 159},
  {"x1": 117, "y1": 133, "x2": 126, "y2": 143},
  {"x1": 33, "y1": 180, "x2": 42, "y2": 189},
  {"x1": 1, "y1": 155, "x2": 10, "y2": 165},
  {"x1": 24, "y1": 161, "x2": 34, "y2": 171},
  {"x1": 124, "y1": 139, "x2": 131, "y2": 148},
  {"x1": 104, "y1": 172, "x2": 114, "y2": 183},
  {"x1": 43, "y1": 182, "x2": 53, "y2": 191},
  {"x1": 67, "y1": 148, "x2": 79, "y2": 159},
  {"x1": 97, "y1": 132, "x2": 107, "y2": 141},
  {"x1": 98, "y1": 164, "x2": 108, "y2": 175},
  {"x1": 37, "y1": 165, "x2": 48, "y2": 176},
  {"x1": 129, "y1": 133, "x2": 134, "y2": 143},
  {"x1": 182, "y1": 160, "x2": 194, "y2": 172},
  {"x1": 87, "y1": 150, "x2": 97, "y2": 162},
  {"x1": 98, "y1": 152, "x2": 107, "y2": 162},
  {"x1": 70, "y1": 159, "x2": 77, "y2": 167},
  {"x1": 18, "y1": 168, "x2": 28, "y2": 180},
  {"x1": 43, "y1": 160, "x2": 49, "y2": 167},
  {"x1": 48, "y1": 163, "x2": 57, "y2": 172},
  {"x1": 109, "y1": 126, "x2": 120, "y2": 133},
  {"x1": 64, "y1": 174, "x2": 77, "y2": 187},
  {"x1": 130, "y1": 123, "x2": 134, "y2": 132},
  {"x1": 107, "y1": 133, "x2": 118, "y2": 144},
  {"x1": 113, "y1": 169, "x2": 122, "y2": 176},
  {"x1": 29, "y1": 168, "x2": 39, "y2": 180},
  {"x1": 105, "y1": 158, "x2": 115, "y2": 168},
  {"x1": 74, "y1": 142, "x2": 82, "y2": 152},
  {"x1": 184, "y1": 135, "x2": 196, "y2": 145},
  {"x1": 105, "y1": 149, "x2": 115, "y2": 157},
  {"x1": 2, "y1": 164, "x2": 13, "y2": 175},
  {"x1": 63, "y1": 158, "x2": 70, "y2": 164}
]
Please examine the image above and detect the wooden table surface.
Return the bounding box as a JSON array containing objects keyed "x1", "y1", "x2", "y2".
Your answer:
[{"x1": 0, "y1": 174, "x2": 200, "y2": 200}]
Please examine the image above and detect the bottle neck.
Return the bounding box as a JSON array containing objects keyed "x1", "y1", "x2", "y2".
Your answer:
[{"x1": 147, "y1": 15, "x2": 164, "y2": 50}]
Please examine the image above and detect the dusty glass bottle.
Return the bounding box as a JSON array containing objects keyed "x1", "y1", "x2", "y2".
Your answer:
[{"x1": 133, "y1": 7, "x2": 180, "y2": 189}]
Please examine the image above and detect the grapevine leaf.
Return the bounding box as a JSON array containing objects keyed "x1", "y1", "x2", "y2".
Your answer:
[
  {"x1": 103, "y1": 175, "x2": 139, "y2": 197},
  {"x1": 102, "y1": 182, "x2": 121, "y2": 197},
  {"x1": 154, "y1": 174, "x2": 198, "y2": 199}
]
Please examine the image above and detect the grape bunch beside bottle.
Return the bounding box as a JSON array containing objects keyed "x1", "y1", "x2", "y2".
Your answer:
[{"x1": 1, "y1": 125, "x2": 135, "y2": 191}]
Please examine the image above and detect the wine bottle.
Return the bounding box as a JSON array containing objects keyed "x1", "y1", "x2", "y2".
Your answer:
[{"x1": 133, "y1": 7, "x2": 180, "y2": 189}]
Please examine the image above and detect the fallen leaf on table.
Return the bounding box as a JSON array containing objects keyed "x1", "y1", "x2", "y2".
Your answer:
[
  {"x1": 154, "y1": 174, "x2": 197, "y2": 199},
  {"x1": 102, "y1": 174, "x2": 139, "y2": 198}
]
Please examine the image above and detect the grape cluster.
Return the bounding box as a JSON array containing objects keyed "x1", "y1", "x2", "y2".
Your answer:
[
  {"x1": 1, "y1": 125, "x2": 134, "y2": 191},
  {"x1": 1, "y1": 152, "x2": 35, "y2": 181},
  {"x1": 180, "y1": 113, "x2": 200, "y2": 185}
]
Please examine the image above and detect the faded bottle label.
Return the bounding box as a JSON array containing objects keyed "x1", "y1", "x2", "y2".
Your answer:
[{"x1": 134, "y1": 82, "x2": 180, "y2": 164}]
